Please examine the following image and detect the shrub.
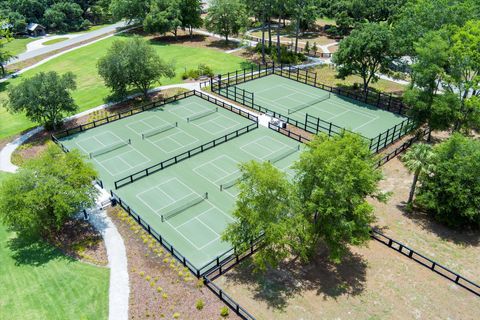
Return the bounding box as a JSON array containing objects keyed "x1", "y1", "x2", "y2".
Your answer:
[
  {"x1": 220, "y1": 306, "x2": 229, "y2": 317},
  {"x1": 173, "y1": 313, "x2": 180, "y2": 319},
  {"x1": 156, "y1": 287, "x2": 163, "y2": 293},
  {"x1": 195, "y1": 299, "x2": 205, "y2": 310}
]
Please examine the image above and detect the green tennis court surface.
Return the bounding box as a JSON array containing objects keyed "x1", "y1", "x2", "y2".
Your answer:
[
  {"x1": 232, "y1": 74, "x2": 408, "y2": 139},
  {"x1": 59, "y1": 94, "x2": 302, "y2": 270},
  {"x1": 59, "y1": 95, "x2": 253, "y2": 188},
  {"x1": 114, "y1": 126, "x2": 301, "y2": 269}
]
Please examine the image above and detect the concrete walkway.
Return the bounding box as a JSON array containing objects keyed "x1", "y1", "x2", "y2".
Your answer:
[
  {"x1": 26, "y1": 34, "x2": 83, "y2": 52},
  {"x1": 88, "y1": 187, "x2": 129, "y2": 320},
  {"x1": 7, "y1": 21, "x2": 130, "y2": 65}
]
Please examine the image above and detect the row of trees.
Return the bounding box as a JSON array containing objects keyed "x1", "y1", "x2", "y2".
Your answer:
[
  {"x1": 330, "y1": 0, "x2": 480, "y2": 136},
  {"x1": 0, "y1": 0, "x2": 112, "y2": 33},
  {"x1": 110, "y1": 0, "x2": 202, "y2": 37}
]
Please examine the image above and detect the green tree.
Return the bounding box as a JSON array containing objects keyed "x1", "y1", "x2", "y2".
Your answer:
[
  {"x1": 447, "y1": 20, "x2": 480, "y2": 131},
  {"x1": 294, "y1": 133, "x2": 385, "y2": 262},
  {"x1": 402, "y1": 143, "x2": 434, "y2": 206},
  {"x1": 43, "y1": 2, "x2": 85, "y2": 32},
  {"x1": 205, "y1": 0, "x2": 248, "y2": 42},
  {"x1": 0, "y1": 19, "x2": 14, "y2": 76},
  {"x1": 403, "y1": 31, "x2": 452, "y2": 135},
  {"x1": 97, "y1": 37, "x2": 175, "y2": 99},
  {"x1": 143, "y1": 0, "x2": 182, "y2": 37},
  {"x1": 222, "y1": 161, "x2": 311, "y2": 271},
  {"x1": 392, "y1": 0, "x2": 478, "y2": 56},
  {"x1": 416, "y1": 134, "x2": 480, "y2": 229},
  {"x1": 0, "y1": 143, "x2": 99, "y2": 237},
  {"x1": 332, "y1": 22, "x2": 393, "y2": 94},
  {"x1": 294, "y1": 133, "x2": 386, "y2": 262},
  {"x1": 110, "y1": 0, "x2": 150, "y2": 22},
  {"x1": 6, "y1": 71, "x2": 78, "y2": 130},
  {"x1": 290, "y1": 0, "x2": 318, "y2": 53},
  {"x1": 179, "y1": 0, "x2": 202, "y2": 36}
]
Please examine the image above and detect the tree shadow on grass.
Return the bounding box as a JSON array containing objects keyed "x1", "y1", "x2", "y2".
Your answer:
[
  {"x1": 223, "y1": 246, "x2": 367, "y2": 311},
  {"x1": 7, "y1": 233, "x2": 70, "y2": 267},
  {"x1": 394, "y1": 202, "x2": 480, "y2": 247}
]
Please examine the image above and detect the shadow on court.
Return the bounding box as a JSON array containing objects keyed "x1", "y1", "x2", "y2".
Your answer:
[{"x1": 222, "y1": 245, "x2": 367, "y2": 311}]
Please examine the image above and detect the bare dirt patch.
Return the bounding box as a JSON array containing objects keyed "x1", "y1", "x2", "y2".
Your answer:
[
  {"x1": 216, "y1": 240, "x2": 480, "y2": 320},
  {"x1": 371, "y1": 157, "x2": 480, "y2": 283},
  {"x1": 108, "y1": 206, "x2": 239, "y2": 320},
  {"x1": 128, "y1": 29, "x2": 241, "y2": 52}
]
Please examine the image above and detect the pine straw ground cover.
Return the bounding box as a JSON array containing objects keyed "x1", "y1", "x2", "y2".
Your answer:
[{"x1": 108, "y1": 206, "x2": 239, "y2": 320}]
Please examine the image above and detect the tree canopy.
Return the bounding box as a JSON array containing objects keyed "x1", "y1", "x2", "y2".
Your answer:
[
  {"x1": 97, "y1": 36, "x2": 175, "y2": 99},
  {"x1": 6, "y1": 71, "x2": 78, "y2": 130},
  {"x1": 0, "y1": 143, "x2": 99, "y2": 238},
  {"x1": 416, "y1": 134, "x2": 480, "y2": 229},
  {"x1": 0, "y1": 19, "x2": 14, "y2": 76},
  {"x1": 205, "y1": 0, "x2": 248, "y2": 42},
  {"x1": 223, "y1": 133, "x2": 385, "y2": 269},
  {"x1": 1, "y1": 0, "x2": 112, "y2": 33},
  {"x1": 333, "y1": 22, "x2": 394, "y2": 93},
  {"x1": 222, "y1": 161, "x2": 311, "y2": 271}
]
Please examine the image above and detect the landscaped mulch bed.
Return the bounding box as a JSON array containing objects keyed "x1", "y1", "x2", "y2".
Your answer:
[
  {"x1": 51, "y1": 218, "x2": 108, "y2": 266},
  {"x1": 108, "y1": 206, "x2": 239, "y2": 320}
]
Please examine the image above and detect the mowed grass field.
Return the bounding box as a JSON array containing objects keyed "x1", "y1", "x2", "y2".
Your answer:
[
  {"x1": 2, "y1": 37, "x2": 37, "y2": 56},
  {"x1": 0, "y1": 35, "x2": 251, "y2": 140},
  {"x1": 0, "y1": 221, "x2": 109, "y2": 319}
]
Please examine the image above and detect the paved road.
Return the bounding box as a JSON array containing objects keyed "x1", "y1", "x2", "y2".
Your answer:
[{"x1": 7, "y1": 21, "x2": 130, "y2": 65}]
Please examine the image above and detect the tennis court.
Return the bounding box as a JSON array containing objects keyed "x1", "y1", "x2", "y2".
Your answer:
[
  {"x1": 59, "y1": 95, "x2": 253, "y2": 188},
  {"x1": 114, "y1": 127, "x2": 302, "y2": 269},
  {"x1": 232, "y1": 74, "x2": 408, "y2": 139}
]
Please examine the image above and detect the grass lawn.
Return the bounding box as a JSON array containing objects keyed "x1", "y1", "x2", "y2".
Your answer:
[
  {"x1": 0, "y1": 223, "x2": 109, "y2": 319},
  {"x1": 2, "y1": 37, "x2": 37, "y2": 56},
  {"x1": 0, "y1": 171, "x2": 12, "y2": 183},
  {"x1": 42, "y1": 38, "x2": 69, "y2": 46},
  {"x1": 313, "y1": 65, "x2": 407, "y2": 96},
  {"x1": 0, "y1": 34, "x2": 252, "y2": 140}
]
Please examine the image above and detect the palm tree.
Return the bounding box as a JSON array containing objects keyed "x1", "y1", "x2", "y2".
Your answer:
[{"x1": 402, "y1": 143, "x2": 434, "y2": 205}]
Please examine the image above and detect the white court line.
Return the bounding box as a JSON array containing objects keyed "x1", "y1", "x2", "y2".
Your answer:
[
  {"x1": 192, "y1": 155, "x2": 240, "y2": 187},
  {"x1": 353, "y1": 116, "x2": 381, "y2": 131},
  {"x1": 95, "y1": 149, "x2": 150, "y2": 177},
  {"x1": 150, "y1": 131, "x2": 199, "y2": 154},
  {"x1": 136, "y1": 177, "x2": 200, "y2": 213},
  {"x1": 240, "y1": 136, "x2": 292, "y2": 157},
  {"x1": 192, "y1": 114, "x2": 241, "y2": 134},
  {"x1": 166, "y1": 102, "x2": 210, "y2": 118},
  {"x1": 329, "y1": 98, "x2": 380, "y2": 120},
  {"x1": 166, "y1": 220, "x2": 202, "y2": 250}
]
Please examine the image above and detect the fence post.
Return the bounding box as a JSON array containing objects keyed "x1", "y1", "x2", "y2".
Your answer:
[
  {"x1": 314, "y1": 72, "x2": 317, "y2": 87},
  {"x1": 217, "y1": 74, "x2": 222, "y2": 91},
  {"x1": 235, "y1": 70, "x2": 238, "y2": 85},
  {"x1": 297, "y1": 68, "x2": 300, "y2": 81}
]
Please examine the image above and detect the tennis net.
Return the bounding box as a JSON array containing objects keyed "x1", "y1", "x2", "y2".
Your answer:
[
  {"x1": 142, "y1": 122, "x2": 178, "y2": 139},
  {"x1": 287, "y1": 93, "x2": 331, "y2": 114},
  {"x1": 219, "y1": 171, "x2": 242, "y2": 191},
  {"x1": 187, "y1": 108, "x2": 218, "y2": 122},
  {"x1": 268, "y1": 145, "x2": 300, "y2": 163},
  {"x1": 89, "y1": 139, "x2": 131, "y2": 158},
  {"x1": 161, "y1": 192, "x2": 208, "y2": 222}
]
